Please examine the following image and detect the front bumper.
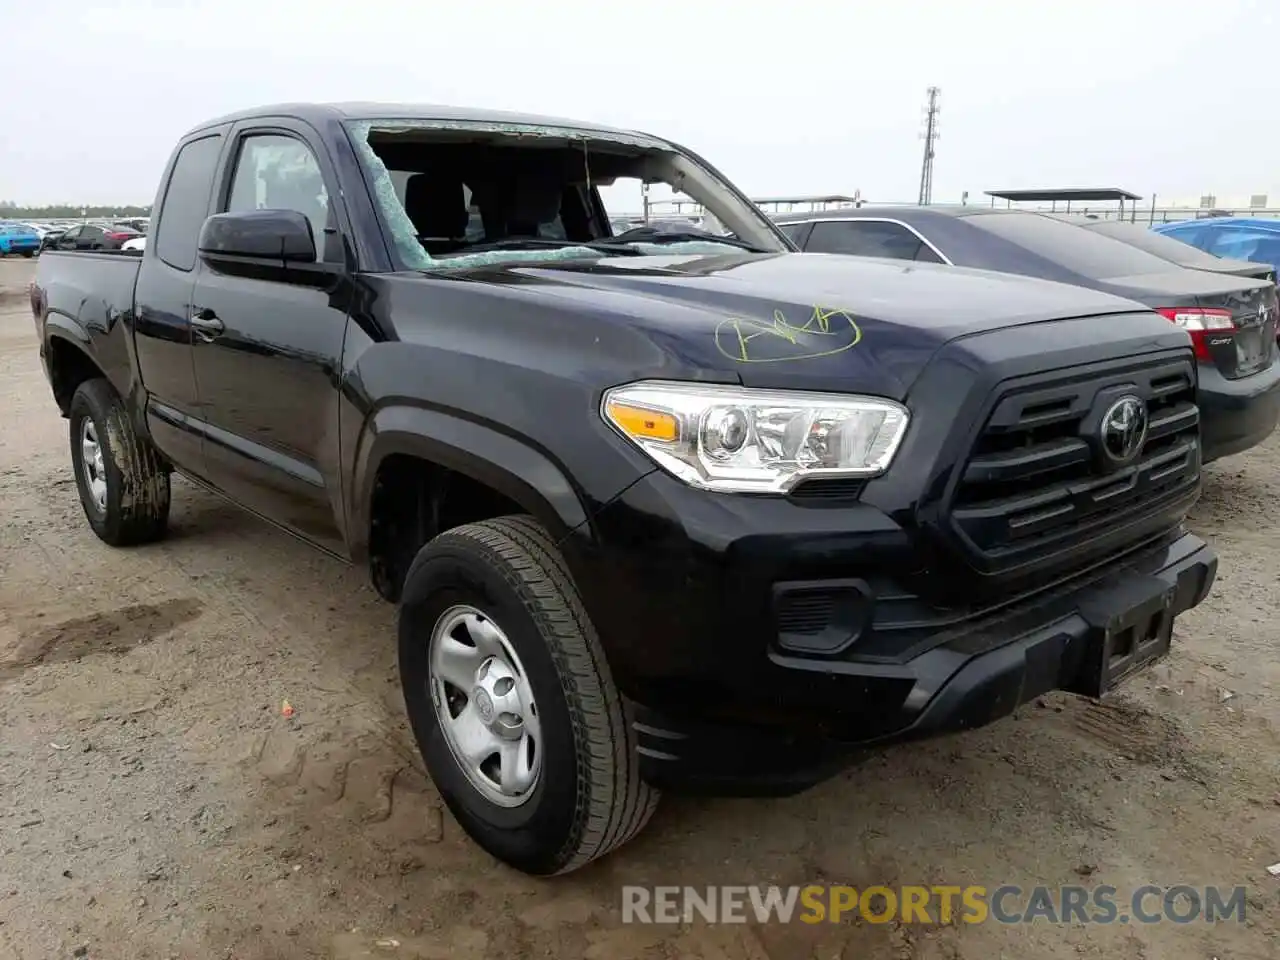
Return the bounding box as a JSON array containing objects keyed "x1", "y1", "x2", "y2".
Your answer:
[
  {"x1": 1198, "y1": 359, "x2": 1280, "y2": 462},
  {"x1": 565, "y1": 472, "x2": 1216, "y2": 796},
  {"x1": 635, "y1": 532, "x2": 1213, "y2": 795}
]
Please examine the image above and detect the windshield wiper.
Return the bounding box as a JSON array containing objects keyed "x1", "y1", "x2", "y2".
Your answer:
[
  {"x1": 430, "y1": 236, "x2": 647, "y2": 258},
  {"x1": 597, "y1": 227, "x2": 770, "y2": 253}
]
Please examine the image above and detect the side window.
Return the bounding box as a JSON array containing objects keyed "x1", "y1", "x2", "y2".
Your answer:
[
  {"x1": 914, "y1": 243, "x2": 945, "y2": 264},
  {"x1": 62, "y1": 226, "x2": 82, "y2": 241},
  {"x1": 83, "y1": 226, "x2": 103, "y2": 240},
  {"x1": 226, "y1": 134, "x2": 329, "y2": 260},
  {"x1": 461, "y1": 185, "x2": 485, "y2": 242},
  {"x1": 1205, "y1": 227, "x2": 1272, "y2": 260},
  {"x1": 155, "y1": 134, "x2": 223, "y2": 271},
  {"x1": 806, "y1": 220, "x2": 929, "y2": 261}
]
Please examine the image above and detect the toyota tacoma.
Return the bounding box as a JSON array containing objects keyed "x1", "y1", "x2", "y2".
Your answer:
[{"x1": 30, "y1": 102, "x2": 1217, "y2": 876}]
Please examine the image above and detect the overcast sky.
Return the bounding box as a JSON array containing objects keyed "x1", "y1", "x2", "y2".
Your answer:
[{"x1": 3, "y1": 0, "x2": 1275, "y2": 207}]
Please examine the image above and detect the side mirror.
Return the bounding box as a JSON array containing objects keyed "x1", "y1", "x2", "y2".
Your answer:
[{"x1": 198, "y1": 209, "x2": 317, "y2": 264}]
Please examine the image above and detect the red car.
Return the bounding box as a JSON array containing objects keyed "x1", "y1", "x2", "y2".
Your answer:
[{"x1": 51, "y1": 223, "x2": 143, "y2": 251}]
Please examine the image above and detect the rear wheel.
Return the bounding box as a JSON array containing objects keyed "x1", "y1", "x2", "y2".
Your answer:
[
  {"x1": 398, "y1": 515, "x2": 658, "y2": 875},
  {"x1": 69, "y1": 378, "x2": 170, "y2": 546}
]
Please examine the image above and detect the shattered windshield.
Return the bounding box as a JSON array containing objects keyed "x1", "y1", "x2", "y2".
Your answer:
[{"x1": 344, "y1": 119, "x2": 787, "y2": 271}]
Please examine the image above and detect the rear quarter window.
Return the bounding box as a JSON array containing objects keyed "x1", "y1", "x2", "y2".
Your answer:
[
  {"x1": 968, "y1": 212, "x2": 1177, "y2": 280},
  {"x1": 154, "y1": 134, "x2": 223, "y2": 271},
  {"x1": 776, "y1": 222, "x2": 809, "y2": 244}
]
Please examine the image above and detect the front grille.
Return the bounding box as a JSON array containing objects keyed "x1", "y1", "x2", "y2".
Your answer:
[{"x1": 948, "y1": 356, "x2": 1200, "y2": 568}]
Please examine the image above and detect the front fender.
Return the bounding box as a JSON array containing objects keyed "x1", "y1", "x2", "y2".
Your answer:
[{"x1": 348, "y1": 402, "x2": 592, "y2": 564}]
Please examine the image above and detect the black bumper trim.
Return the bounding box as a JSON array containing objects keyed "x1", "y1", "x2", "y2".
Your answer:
[
  {"x1": 1198, "y1": 359, "x2": 1280, "y2": 463},
  {"x1": 631, "y1": 532, "x2": 1216, "y2": 796}
]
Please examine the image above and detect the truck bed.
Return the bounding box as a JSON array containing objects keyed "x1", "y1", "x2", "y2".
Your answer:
[
  {"x1": 34, "y1": 250, "x2": 144, "y2": 410},
  {"x1": 37, "y1": 249, "x2": 143, "y2": 320}
]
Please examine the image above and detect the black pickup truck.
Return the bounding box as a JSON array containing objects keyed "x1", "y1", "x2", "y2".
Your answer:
[{"x1": 31, "y1": 102, "x2": 1217, "y2": 876}]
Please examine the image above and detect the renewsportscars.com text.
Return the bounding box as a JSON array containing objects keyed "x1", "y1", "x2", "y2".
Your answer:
[{"x1": 621, "y1": 884, "x2": 1247, "y2": 925}]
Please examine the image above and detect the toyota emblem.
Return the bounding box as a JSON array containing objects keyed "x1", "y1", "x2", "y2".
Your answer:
[
  {"x1": 1100, "y1": 395, "x2": 1148, "y2": 464},
  {"x1": 474, "y1": 688, "x2": 495, "y2": 724}
]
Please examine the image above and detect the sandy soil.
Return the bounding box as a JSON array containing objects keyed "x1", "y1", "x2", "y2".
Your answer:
[{"x1": 0, "y1": 255, "x2": 1277, "y2": 960}]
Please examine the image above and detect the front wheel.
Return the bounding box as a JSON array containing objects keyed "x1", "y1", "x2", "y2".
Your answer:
[
  {"x1": 398, "y1": 515, "x2": 658, "y2": 875},
  {"x1": 69, "y1": 378, "x2": 170, "y2": 545}
]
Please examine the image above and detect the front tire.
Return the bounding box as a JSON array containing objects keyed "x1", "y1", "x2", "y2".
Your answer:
[
  {"x1": 398, "y1": 515, "x2": 658, "y2": 875},
  {"x1": 69, "y1": 378, "x2": 170, "y2": 546}
]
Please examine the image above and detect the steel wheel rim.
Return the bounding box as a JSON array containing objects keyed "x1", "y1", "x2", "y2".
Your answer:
[
  {"x1": 79, "y1": 418, "x2": 108, "y2": 513},
  {"x1": 428, "y1": 604, "x2": 542, "y2": 808}
]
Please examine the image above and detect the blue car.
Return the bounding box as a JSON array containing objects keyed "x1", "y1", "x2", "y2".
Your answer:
[
  {"x1": 0, "y1": 221, "x2": 40, "y2": 257},
  {"x1": 1153, "y1": 217, "x2": 1280, "y2": 280}
]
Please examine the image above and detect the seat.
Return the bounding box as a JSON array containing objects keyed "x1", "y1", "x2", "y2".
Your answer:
[
  {"x1": 466, "y1": 180, "x2": 507, "y2": 242},
  {"x1": 403, "y1": 174, "x2": 469, "y2": 240},
  {"x1": 505, "y1": 179, "x2": 566, "y2": 239}
]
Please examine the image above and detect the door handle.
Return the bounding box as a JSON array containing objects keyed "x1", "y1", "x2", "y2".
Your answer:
[{"x1": 189, "y1": 307, "x2": 224, "y2": 339}]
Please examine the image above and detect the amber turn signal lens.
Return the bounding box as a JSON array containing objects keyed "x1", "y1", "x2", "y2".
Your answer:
[{"x1": 605, "y1": 400, "x2": 678, "y2": 442}]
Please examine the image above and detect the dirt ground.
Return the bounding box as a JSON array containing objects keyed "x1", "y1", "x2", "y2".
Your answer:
[{"x1": 0, "y1": 254, "x2": 1277, "y2": 960}]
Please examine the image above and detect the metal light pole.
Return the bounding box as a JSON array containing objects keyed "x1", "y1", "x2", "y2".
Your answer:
[{"x1": 917, "y1": 87, "x2": 941, "y2": 206}]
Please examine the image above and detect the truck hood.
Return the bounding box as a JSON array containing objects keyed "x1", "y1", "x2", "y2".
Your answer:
[{"x1": 455, "y1": 251, "x2": 1148, "y2": 397}]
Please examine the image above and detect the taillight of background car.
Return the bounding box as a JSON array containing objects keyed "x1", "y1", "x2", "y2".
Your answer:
[{"x1": 1154, "y1": 308, "x2": 1235, "y2": 362}]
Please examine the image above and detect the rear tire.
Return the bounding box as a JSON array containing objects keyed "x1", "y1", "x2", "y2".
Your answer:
[
  {"x1": 398, "y1": 515, "x2": 658, "y2": 875},
  {"x1": 69, "y1": 378, "x2": 170, "y2": 546}
]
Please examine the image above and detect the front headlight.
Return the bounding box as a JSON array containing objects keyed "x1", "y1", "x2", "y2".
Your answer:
[{"x1": 601, "y1": 380, "x2": 909, "y2": 494}]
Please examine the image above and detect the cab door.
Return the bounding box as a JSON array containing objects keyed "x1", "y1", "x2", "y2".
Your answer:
[
  {"x1": 132, "y1": 131, "x2": 227, "y2": 474},
  {"x1": 187, "y1": 120, "x2": 352, "y2": 555}
]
